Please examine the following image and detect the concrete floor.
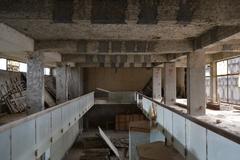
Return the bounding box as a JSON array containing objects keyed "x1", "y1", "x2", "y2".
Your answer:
[
  {"x1": 176, "y1": 99, "x2": 240, "y2": 136},
  {"x1": 65, "y1": 130, "x2": 184, "y2": 160},
  {"x1": 137, "y1": 142, "x2": 184, "y2": 160}
]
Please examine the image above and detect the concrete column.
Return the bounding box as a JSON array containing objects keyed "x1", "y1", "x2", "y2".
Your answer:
[
  {"x1": 177, "y1": 67, "x2": 186, "y2": 98},
  {"x1": 152, "y1": 67, "x2": 162, "y2": 102},
  {"x1": 26, "y1": 51, "x2": 44, "y2": 114},
  {"x1": 68, "y1": 66, "x2": 84, "y2": 99},
  {"x1": 187, "y1": 52, "x2": 206, "y2": 116},
  {"x1": 164, "y1": 63, "x2": 176, "y2": 105},
  {"x1": 210, "y1": 61, "x2": 218, "y2": 104},
  {"x1": 56, "y1": 65, "x2": 69, "y2": 104}
]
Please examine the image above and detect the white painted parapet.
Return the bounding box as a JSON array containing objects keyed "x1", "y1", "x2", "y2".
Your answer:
[
  {"x1": 136, "y1": 92, "x2": 240, "y2": 160},
  {"x1": 0, "y1": 92, "x2": 94, "y2": 160}
]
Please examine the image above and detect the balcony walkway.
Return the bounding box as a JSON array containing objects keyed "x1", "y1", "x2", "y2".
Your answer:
[{"x1": 175, "y1": 99, "x2": 240, "y2": 136}]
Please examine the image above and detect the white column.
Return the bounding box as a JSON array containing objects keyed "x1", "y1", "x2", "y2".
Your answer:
[
  {"x1": 153, "y1": 67, "x2": 162, "y2": 102},
  {"x1": 164, "y1": 62, "x2": 176, "y2": 105},
  {"x1": 210, "y1": 61, "x2": 217, "y2": 104},
  {"x1": 187, "y1": 52, "x2": 206, "y2": 116},
  {"x1": 26, "y1": 51, "x2": 44, "y2": 114}
]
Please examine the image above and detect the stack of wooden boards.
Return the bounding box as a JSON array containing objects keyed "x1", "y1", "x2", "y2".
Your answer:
[
  {"x1": 0, "y1": 78, "x2": 26, "y2": 113},
  {"x1": 115, "y1": 114, "x2": 146, "y2": 131}
]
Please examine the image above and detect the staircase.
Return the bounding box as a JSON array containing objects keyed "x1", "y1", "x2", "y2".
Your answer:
[{"x1": 141, "y1": 77, "x2": 152, "y2": 97}]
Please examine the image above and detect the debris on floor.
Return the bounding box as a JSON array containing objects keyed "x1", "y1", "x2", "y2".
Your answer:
[
  {"x1": 64, "y1": 131, "x2": 129, "y2": 160},
  {"x1": 0, "y1": 77, "x2": 26, "y2": 113},
  {"x1": 98, "y1": 127, "x2": 120, "y2": 159}
]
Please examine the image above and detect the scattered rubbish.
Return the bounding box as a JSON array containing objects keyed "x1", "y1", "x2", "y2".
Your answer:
[{"x1": 98, "y1": 127, "x2": 121, "y2": 159}]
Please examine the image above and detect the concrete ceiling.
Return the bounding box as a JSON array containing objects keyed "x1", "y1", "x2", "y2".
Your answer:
[
  {"x1": 0, "y1": 0, "x2": 240, "y2": 67},
  {"x1": 0, "y1": 0, "x2": 240, "y2": 41},
  {"x1": 2, "y1": 20, "x2": 213, "y2": 41}
]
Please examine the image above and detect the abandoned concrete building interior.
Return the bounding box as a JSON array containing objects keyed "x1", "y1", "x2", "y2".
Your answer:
[{"x1": 0, "y1": 0, "x2": 240, "y2": 160}]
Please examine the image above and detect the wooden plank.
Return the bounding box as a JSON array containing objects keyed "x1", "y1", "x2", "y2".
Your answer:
[{"x1": 98, "y1": 127, "x2": 120, "y2": 159}]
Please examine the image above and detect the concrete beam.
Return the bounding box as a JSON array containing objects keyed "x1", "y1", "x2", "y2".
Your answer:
[
  {"x1": 75, "y1": 63, "x2": 157, "y2": 68},
  {"x1": 62, "y1": 54, "x2": 187, "y2": 67},
  {"x1": 36, "y1": 40, "x2": 192, "y2": 55},
  {"x1": 206, "y1": 52, "x2": 240, "y2": 63},
  {"x1": 154, "y1": 40, "x2": 192, "y2": 54},
  {"x1": 42, "y1": 52, "x2": 62, "y2": 63},
  {"x1": 0, "y1": 23, "x2": 34, "y2": 53},
  {"x1": 62, "y1": 54, "x2": 168, "y2": 63},
  {"x1": 206, "y1": 41, "x2": 240, "y2": 54},
  {"x1": 194, "y1": 26, "x2": 240, "y2": 51}
]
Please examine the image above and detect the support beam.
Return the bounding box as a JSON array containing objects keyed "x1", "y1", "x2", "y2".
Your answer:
[
  {"x1": 62, "y1": 53, "x2": 186, "y2": 67},
  {"x1": 76, "y1": 63, "x2": 156, "y2": 68},
  {"x1": 153, "y1": 67, "x2": 162, "y2": 102},
  {"x1": 187, "y1": 52, "x2": 206, "y2": 116},
  {"x1": 0, "y1": 23, "x2": 34, "y2": 53},
  {"x1": 56, "y1": 65, "x2": 69, "y2": 104},
  {"x1": 206, "y1": 52, "x2": 240, "y2": 64},
  {"x1": 26, "y1": 51, "x2": 44, "y2": 114},
  {"x1": 164, "y1": 62, "x2": 176, "y2": 106},
  {"x1": 194, "y1": 26, "x2": 240, "y2": 51},
  {"x1": 210, "y1": 61, "x2": 218, "y2": 104},
  {"x1": 36, "y1": 40, "x2": 192, "y2": 55},
  {"x1": 62, "y1": 54, "x2": 167, "y2": 63}
]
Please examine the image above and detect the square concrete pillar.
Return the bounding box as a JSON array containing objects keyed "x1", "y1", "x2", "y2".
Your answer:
[
  {"x1": 187, "y1": 52, "x2": 206, "y2": 116},
  {"x1": 68, "y1": 66, "x2": 84, "y2": 99},
  {"x1": 210, "y1": 61, "x2": 217, "y2": 103},
  {"x1": 153, "y1": 67, "x2": 162, "y2": 102},
  {"x1": 177, "y1": 67, "x2": 186, "y2": 98},
  {"x1": 26, "y1": 51, "x2": 44, "y2": 114},
  {"x1": 56, "y1": 65, "x2": 69, "y2": 104},
  {"x1": 164, "y1": 63, "x2": 176, "y2": 105}
]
